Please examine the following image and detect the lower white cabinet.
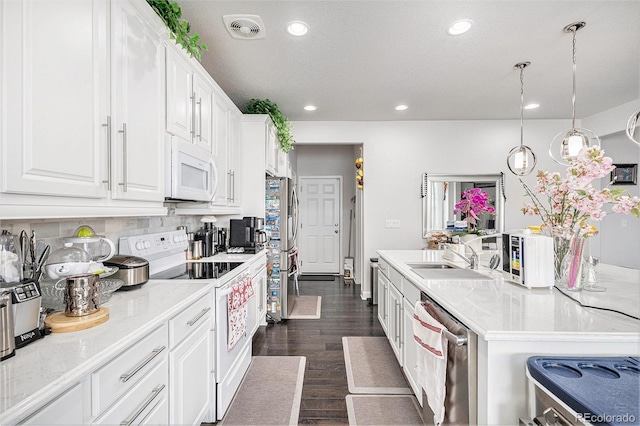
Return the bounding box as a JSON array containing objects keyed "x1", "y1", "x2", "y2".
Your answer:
[
  {"x1": 169, "y1": 320, "x2": 212, "y2": 425},
  {"x1": 402, "y1": 297, "x2": 420, "y2": 401},
  {"x1": 377, "y1": 271, "x2": 389, "y2": 333},
  {"x1": 387, "y1": 282, "x2": 403, "y2": 364},
  {"x1": 20, "y1": 382, "x2": 87, "y2": 425}
]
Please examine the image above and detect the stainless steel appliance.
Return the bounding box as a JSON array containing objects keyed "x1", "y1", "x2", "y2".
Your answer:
[
  {"x1": 104, "y1": 255, "x2": 149, "y2": 289},
  {"x1": 0, "y1": 291, "x2": 16, "y2": 361},
  {"x1": 420, "y1": 291, "x2": 477, "y2": 425},
  {"x1": 63, "y1": 274, "x2": 101, "y2": 316},
  {"x1": 164, "y1": 134, "x2": 218, "y2": 202},
  {"x1": 4, "y1": 280, "x2": 42, "y2": 349},
  {"x1": 265, "y1": 177, "x2": 299, "y2": 321}
]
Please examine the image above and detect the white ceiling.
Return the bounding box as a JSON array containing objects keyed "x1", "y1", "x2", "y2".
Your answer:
[{"x1": 179, "y1": 0, "x2": 640, "y2": 122}]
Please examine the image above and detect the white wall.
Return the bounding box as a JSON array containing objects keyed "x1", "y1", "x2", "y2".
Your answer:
[{"x1": 292, "y1": 115, "x2": 640, "y2": 296}]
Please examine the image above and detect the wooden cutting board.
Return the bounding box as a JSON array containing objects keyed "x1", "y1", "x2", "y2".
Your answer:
[{"x1": 45, "y1": 308, "x2": 109, "y2": 333}]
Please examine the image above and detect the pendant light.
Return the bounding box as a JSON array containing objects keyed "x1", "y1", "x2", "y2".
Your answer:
[
  {"x1": 627, "y1": 109, "x2": 640, "y2": 147},
  {"x1": 549, "y1": 21, "x2": 600, "y2": 165},
  {"x1": 507, "y1": 62, "x2": 537, "y2": 176}
]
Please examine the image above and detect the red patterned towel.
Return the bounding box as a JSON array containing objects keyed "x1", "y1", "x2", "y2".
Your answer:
[{"x1": 227, "y1": 276, "x2": 254, "y2": 351}]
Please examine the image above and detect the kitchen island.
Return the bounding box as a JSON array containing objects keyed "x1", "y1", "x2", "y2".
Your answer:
[{"x1": 377, "y1": 249, "x2": 640, "y2": 425}]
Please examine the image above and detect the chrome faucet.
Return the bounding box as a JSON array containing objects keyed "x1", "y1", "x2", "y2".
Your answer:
[{"x1": 438, "y1": 242, "x2": 479, "y2": 270}]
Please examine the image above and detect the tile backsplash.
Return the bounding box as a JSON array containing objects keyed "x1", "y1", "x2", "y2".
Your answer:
[{"x1": 0, "y1": 216, "x2": 204, "y2": 257}]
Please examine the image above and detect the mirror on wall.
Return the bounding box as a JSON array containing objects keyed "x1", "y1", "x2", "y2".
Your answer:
[{"x1": 421, "y1": 173, "x2": 506, "y2": 237}]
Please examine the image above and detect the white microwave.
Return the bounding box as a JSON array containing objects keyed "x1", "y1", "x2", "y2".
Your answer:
[
  {"x1": 501, "y1": 232, "x2": 554, "y2": 288},
  {"x1": 165, "y1": 135, "x2": 217, "y2": 202}
]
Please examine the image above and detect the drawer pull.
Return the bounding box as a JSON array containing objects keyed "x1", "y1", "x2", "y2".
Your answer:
[
  {"x1": 120, "y1": 384, "x2": 165, "y2": 426},
  {"x1": 187, "y1": 307, "x2": 211, "y2": 326},
  {"x1": 120, "y1": 346, "x2": 166, "y2": 383}
]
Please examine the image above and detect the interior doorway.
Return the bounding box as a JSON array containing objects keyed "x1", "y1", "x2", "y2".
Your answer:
[{"x1": 298, "y1": 176, "x2": 342, "y2": 274}]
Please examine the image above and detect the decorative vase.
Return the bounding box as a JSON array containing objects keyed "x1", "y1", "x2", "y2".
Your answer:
[
  {"x1": 559, "y1": 231, "x2": 586, "y2": 292},
  {"x1": 541, "y1": 228, "x2": 568, "y2": 284}
]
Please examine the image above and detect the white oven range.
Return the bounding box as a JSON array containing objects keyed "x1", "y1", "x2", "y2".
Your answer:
[{"x1": 119, "y1": 230, "x2": 258, "y2": 421}]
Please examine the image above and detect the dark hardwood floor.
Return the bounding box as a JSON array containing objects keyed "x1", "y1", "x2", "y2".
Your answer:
[{"x1": 252, "y1": 277, "x2": 386, "y2": 425}]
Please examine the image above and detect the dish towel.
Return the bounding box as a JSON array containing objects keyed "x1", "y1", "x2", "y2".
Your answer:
[
  {"x1": 413, "y1": 301, "x2": 448, "y2": 426},
  {"x1": 227, "y1": 275, "x2": 255, "y2": 351}
]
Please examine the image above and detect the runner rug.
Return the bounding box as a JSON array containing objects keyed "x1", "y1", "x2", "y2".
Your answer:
[
  {"x1": 220, "y1": 356, "x2": 306, "y2": 425},
  {"x1": 342, "y1": 336, "x2": 413, "y2": 394},
  {"x1": 288, "y1": 295, "x2": 322, "y2": 319},
  {"x1": 346, "y1": 395, "x2": 423, "y2": 425}
]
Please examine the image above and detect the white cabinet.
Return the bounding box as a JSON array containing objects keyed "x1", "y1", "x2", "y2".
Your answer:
[
  {"x1": 169, "y1": 321, "x2": 212, "y2": 425},
  {"x1": 110, "y1": 0, "x2": 165, "y2": 202},
  {"x1": 388, "y1": 282, "x2": 403, "y2": 364},
  {"x1": 227, "y1": 110, "x2": 242, "y2": 207},
  {"x1": 377, "y1": 271, "x2": 389, "y2": 334},
  {"x1": 249, "y1": 253, "x2": 268, "y2": 330},
  {"x1": 20, "y1": 382, "x2": 87, "y2": 425},
  {"x1": 211, "y1": 97, "x2": 230, "y2": 206},
  {"x1": 165, "y1": 45, "x2": 213, "y2": 152},
  {"x1": 265, "y1": 121, "x2": 278, "y2": 176},
  {"x1": 168, "y1": 293, "x2": 213, "y2": 425},
  {"x1": 402, "y1": 297, "x2": 420, "y2": 401},
  {"x1": 0, "y1": 0, "x2": 166, "y2": 218}
]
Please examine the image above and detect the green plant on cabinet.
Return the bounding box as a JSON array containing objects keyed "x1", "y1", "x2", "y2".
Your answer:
[
  {"x1": 246, "y1": 98, "x2": 295, "y2": 153},
  {"x1": 146, "y1": 0, "x2": 207, "y2": 60}
]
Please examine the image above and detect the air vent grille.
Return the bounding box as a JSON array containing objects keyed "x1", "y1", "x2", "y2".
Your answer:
[{"x1": 223, "y1": 15, "x2": 265, "y2": 40}]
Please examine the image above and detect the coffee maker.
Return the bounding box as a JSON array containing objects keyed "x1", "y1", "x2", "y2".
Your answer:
[{"x1": 228, "y1": 217, "x2": 265, "y2": 254}]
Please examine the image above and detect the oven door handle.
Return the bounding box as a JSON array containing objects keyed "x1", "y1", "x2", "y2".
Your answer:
[{"x1": 216, "y1": 272, "x2": 251, "y2": 300}]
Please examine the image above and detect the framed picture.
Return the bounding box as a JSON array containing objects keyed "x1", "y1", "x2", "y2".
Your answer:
[{"x1": 610, "y1": 164, "x2": 637, "y2": 185}]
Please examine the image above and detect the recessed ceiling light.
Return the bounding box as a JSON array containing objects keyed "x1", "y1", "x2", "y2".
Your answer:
[
  {"x1": 524, "y1": 103, "x2": 540, "y2": 110},
  {"x1": 395, "y1": 105, "x2": 408, "y2": 111},
  {"x1": 447, "y1": 19, "x2": 473, "y2": 36},
  {"x1": 286, "y1": 21, "x2": 309, "y2": 36},
  {"x1": 304, "y1": 105, "x2": 316, "y2": 111}
]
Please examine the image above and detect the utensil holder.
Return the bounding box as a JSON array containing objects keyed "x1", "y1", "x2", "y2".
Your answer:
[{"x1": 64, "y1": 274, "x2": 101, "y2": 317}]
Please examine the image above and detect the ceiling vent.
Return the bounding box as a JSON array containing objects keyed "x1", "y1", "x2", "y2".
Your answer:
[{"x1": 223, "y1": 15, "x2": 266, "y2": 40}]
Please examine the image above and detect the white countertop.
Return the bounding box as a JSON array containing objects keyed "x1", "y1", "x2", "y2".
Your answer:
[
  {"x1": 0, "y1": 280, "x2": 213, "y2": 424},
  {"x1": 377, "y1": 250, "x2": 640, "y2": 343}
]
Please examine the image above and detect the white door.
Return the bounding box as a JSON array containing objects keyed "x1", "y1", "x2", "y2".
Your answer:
[{"x1": 299, "y1": 177, "x2": 341, "y2": 274}]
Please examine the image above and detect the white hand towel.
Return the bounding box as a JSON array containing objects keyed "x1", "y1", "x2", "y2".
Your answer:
[{"x1": 413, "y1": 301, "x2": 448, "y2": 426}]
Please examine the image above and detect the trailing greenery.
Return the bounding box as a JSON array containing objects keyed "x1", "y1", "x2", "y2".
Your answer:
[
  {"x1": 146, "y1": 0, "x2": 207, "y2": 60},
  {"x1": 246, "y1": 99, "x2": 295, "y2": 152}
]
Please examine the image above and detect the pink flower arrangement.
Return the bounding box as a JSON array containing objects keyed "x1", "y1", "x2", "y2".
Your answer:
[
  {"x1": 453, "y1": 188, "x2": 496, "y2": 232},
  {"x1": 521, "y1": 146, "x2": 640, "y2": 238}
]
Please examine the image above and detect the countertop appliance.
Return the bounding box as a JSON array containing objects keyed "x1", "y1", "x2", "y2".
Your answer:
[
  {"x1": 0, "y1": 291, "x2": 16, "y2": 361},
  {"x1": 420, "y1": 291, "x2": 477, "y2": 426},
  {"x1": 228, "y1": 217, "x2": 264, "y2": 254},
  {"x1": 501, "y1": 232, "x2": 554, "y2": 288},
  {"x1": 265, "y1": 177, "x2": 299, "y2": 321},
  {"x1": 1, "y1": 280, "x2": 42, "y2": 349},
  {"x1": 525, "y1": 356, "x2": 640, "y2": 426},
  {"x1": 164, "y1": 134, "x2": 217, "y2": 202},
  {"x1": 104, "y1": 255, "x2": 149, "y2": 289}
]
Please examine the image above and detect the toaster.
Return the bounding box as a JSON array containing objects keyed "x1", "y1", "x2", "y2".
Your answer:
[{"x1": 501, "y1": 232, "x2": 554, "y2": 288}]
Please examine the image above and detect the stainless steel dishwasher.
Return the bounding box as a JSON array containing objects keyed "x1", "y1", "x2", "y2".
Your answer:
[{"x1": 420, "y1": 291, "x2": 478, "y2": 425}]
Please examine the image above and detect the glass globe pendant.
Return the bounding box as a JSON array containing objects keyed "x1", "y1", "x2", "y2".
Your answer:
[
  {"x1": 507, "y1": 62, "x2": 536, "y2": 176},
  {"x1": 627, "y1": 109, "x2": 640, "y2": 148},
  {"x1": 549, "y1": 21, "x2": 600, "y2": 166}
]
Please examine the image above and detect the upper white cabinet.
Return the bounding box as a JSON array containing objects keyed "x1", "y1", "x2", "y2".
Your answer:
[
  {"x1": 1, "y1": 0, "x2": 110, "y2": 199},
  {"x1": 110, "y1": 0, "x2": 165, "y2": 202},
  {"x1": 0, "y1": 0, "x2": 166, "y2": 218},
  {"x1": 165, "y1": 45, "x2": 213, "y2": 152},
  {"x1": 211, "y1": 96, "x2": 230, "y2": 206}
]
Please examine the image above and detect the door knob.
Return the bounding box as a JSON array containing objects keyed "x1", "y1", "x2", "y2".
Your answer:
[{"x1": 334, "y1": 230, "x2": 338, "y2": 234}]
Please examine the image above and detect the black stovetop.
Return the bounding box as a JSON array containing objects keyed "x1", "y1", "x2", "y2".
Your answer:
[{"x1": 149, "y1": 261, "x2": 243, "y2": 281}]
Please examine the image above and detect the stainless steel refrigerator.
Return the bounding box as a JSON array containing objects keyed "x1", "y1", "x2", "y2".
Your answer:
[{"x1": 265, "y1": 176, "x2": 299, "y2": 321}]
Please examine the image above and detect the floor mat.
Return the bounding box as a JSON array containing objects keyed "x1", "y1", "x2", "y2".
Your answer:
[
  {"x1": 346, "y1": 395, "x2": 423, "y2": 425},
  {"x1": 220, "y1": 356, "x2": 306, "y2": 425},
  {"x1": 299, "y1": 275, "x2": 336, "y2": 281},
  {"x1": 288, "y1": 296, "x2": 322, "y2": 319},
  {"x1": 342, "y1": 336, "x2": 413, "y2": 394}
]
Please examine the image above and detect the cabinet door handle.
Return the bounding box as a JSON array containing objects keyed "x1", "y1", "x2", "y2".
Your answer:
[
  {"x1": 102, "y1": 116, "x2": 112, "y2": 190},
  {"x1": 118, "y1": 123, "x2": 128, "y2": 192},
  {"x1": 187, "y1": 307, "x2": 211, "y2": 326},
  {"x1": 197, "y1": 97, "x2": 202, "y2": 139},
  {"x1": 120, "y1": 384, "x2": 165, "y2": 426},
  {"x1": 190, "y1": 92, "x2": 196, "y2": 139},
  {"x1": 120, "y1": 345, "x2": 166, "y2": 382},
  {"x1": 231, "y1": 170, "x2": 235, "y2": 203},
  {"x1": 227, "y1": 170, "x2": 232, "y2": 202}
]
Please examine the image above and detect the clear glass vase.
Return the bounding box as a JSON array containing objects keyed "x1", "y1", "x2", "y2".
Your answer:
[{"x1": 541, "y1": 227, "x2": 569, "y2": 285}]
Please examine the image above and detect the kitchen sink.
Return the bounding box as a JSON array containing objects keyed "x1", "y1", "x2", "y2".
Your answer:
[
  {"x1": 410, "y1": 266, "x2": 491, "y2": 281},
  {"x1": 406, "y1": 262, "x2": 456, "y2": 269}
]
